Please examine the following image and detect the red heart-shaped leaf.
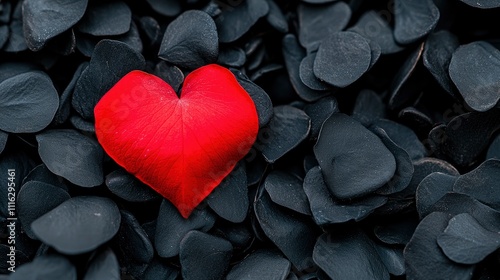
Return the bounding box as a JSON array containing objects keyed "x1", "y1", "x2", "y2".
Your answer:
[{"x1": 94, "y1": 64, "x2": 259, "y2": 218}]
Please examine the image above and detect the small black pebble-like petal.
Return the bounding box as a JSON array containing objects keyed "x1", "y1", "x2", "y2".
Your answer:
[
  {"x1": 115, "y1": 21, "x2": 143, "y2": 54},
  {"x1": 368, "y1": 40, "x2": 382, "y2": 69},
  {"x1": 154, "y1": 61, "x2": 184, "y2": 93},
  {"x1": 0, "y1": 62, "x2": 39, "y2": 83},
  {"x1": 141, "y1": 220, "x2": 156, "y2": 243},
  {"x1": 453, "y1": 159, "x2": 500, "y2": 211},
  {"x1": 213, "y1": 222, "x2": 254, "y2": 250},
  {"x1": 0, "y1": 25, "x2": 8, "y2": 49},
  {"x1": 249, "y1": 63, "x2": 282, "y2": 81},
  {"x1": 10, "y1": 255, "x2": 77, "y2": 280},
  {"x1": 265, "y1": 0, "x2": 288, "y2": 33},
  {"x1": 4, "y1": 21, "x2": 25, "y2": 52},
  {"x1": 154, "y1": 200, "x2": 215, "y2": 258},
  {"x1": 297, "y1": 2, "x2": 351, "y2": 51},
  {"x1": 203, "y1": 2, "x2": 221, "y2": 18},
  {"x1": 388, "y1": 43, "x2": 425, "y2": 110},
  {"x1": 416, "y1": 172, "x2": 457, "y2": 218},
  {"x1": 53, "y1": 32, "x2": 80, "y2": 55},
  {"x1": 226, "y1": 249, "x2": 291, "y2": 280},
  {"x1": 487, "y1": 133, "x2": 500, "y2": 160},
  {"x1": 3, "y1": 2, "x2": 27, "y2": 52},
  {"x1": 0, "y1": 71, "x2": 59, "y2": 133},
  {"x1": 231, "y1": 69, "x2": 273, "y2": 128},
  {"x1": 449, "y1": 41, "x2": 500, "y2": 112},
  {"x1": 255, "y1": 191, "x2": 318, "y2": 270},
  {"x1": 304, "y1": 167, "x2": 387, "y2": 225},
  {"x1": 218, "y1": 47, "x2": 246, "y2": 68},
  {"x1": 207, "y1": 163, "x2": 249, "y2": 223},
  {"x1": 314, "y1": 113, "x2": 396, "y2": 199},
  {"x1": 246, "y1": 153, "x2": 268, "y2": 186},
  {"x1": 303, "y1": 96, "x2": 339, "y2": 139},
  {"x1": 146, "y1": 0, "x2": 181, "y2": 16},
  {"x1": 256, "y1": 105, "x2": 310, "y2": 163},
  {"x1": 83, "y1": 249, "x2": 120, "y2": 280},
  {"x1": 437, "y1": 213, "x2": 500, "y2": 265},
  {"x1": 45, "y1": 25, "x2": 76, "y2": 56},
  {"x1": 3, "y1": 18, "x2": 27, "y2": 52},
  {"x1": 0, "y1": 131, "x2": 7, "y2": 155},
  {"x1": 429, "y1": 193, "x2": 500, "y2": 233},
  {"x1": 18, "y1": 181, "x2": 70, "y2": 239},
  {"x1": 437, "y1": 109, "x2": 500, "y2": 167},
  {"x1": 314, "y1": 32, "x2": 372, "y2": 88},
  {"x1": 53, "y1": 62, "x2": 88, "y2": 125},
  {"x1": 371, "y1": 127, "x2": 414, "y2": 195},
  {"x1": 179, "y1": 231, "x2": 233, "y2": 280},
  {"x1": 143, "y1": 259, "x2": 179, "y2": 280},
  {"x1": 348, "y1": 10, "x2": 403, "y2": 55},
  {"x1": 352, "y1": 89, "x2": 386, "y2": 126},
  {"x1": 76, "y1": 21, "x2": 143, "y2": 57},
  {"x1": 394, "y1": 157, "x2": 458, "y2": 199},
  {"x1": 398, "y1": 106, "x2": 433, "y2": 138},
  {"x1": 69, "y1": 115, "x2": 95, "y2": 133},
  {"x1": 22, "y1": 0, "x2": 88, "y2": 51},
  {"x1": 304, "y1": 153, "x2": 319, "y2": 173},
  {"x1": 215, "y1": 0, "x2": 269, "y2": 43},
  {"x1": 22, "y1": 164, "x2": 65, "y2": 190},
  {"x1": 106, "y1": 169, "x2": 159, "y2": 202},
  {"x1": 245, "y1": 38, "x2": 264, "y2": 58},
  {"x1": 75, "y1": 34, "x2": 96, "y2": 57},
  {"x1": 36, "y1": 129, "x2": 103, "y2": 188},
  {"x1": 423, "y1": 31, "x2": 459, "y2": 94},
  {"x1": 31, "y1": 196, "x2": 121, "y2": 255},
  {"x1": 299, "y1": 52, "x2": 333, "y2": 91},
  {"x1": 404, "y1": 212, "x2": 474, "y2": 280},
  {"x1": 138, "y1": 16, "x2": 161, "y2": 47},
  {"x1": 313, "y1": 229, "x2": 389, "y2": 280},
  {"x1": 158, "y1": 10, "x2": 218, "y2": 70},
  {"x1": 264, "y1": 170, "x2": 311, "y2": 215},
  {"x1": 115, "y1": 210, "x2": 154, "y2": 264},
  {"x1": 246, "y1": 38, "x2": 265, "y2": 68},
  {"x1": 371, "y1": 119, "x2": 426, "y2": 160},
  {"x1": 301, "y1": 0, "x2": 337, "y2": 3},
  {"x1": 394, "y1": 0, "x2": 439, "y2": 44},
  {"x1": 374, "y1": 218, "x2": 418, "y2": 245},
  {"x1": 245, "y1": 53, "x2": 270, "y2": 76},
  {"x1": 459, "y1": 0, "x2": 500, "y2": 9},
  {"x1": 72, "y1": 39, "x2": 145, "y2": 119},
  {"x1": 0, "y1": 1, "x2": 11, "y2": 24},
  {"x1": 77, "y1": 1, "x2": 131, "y2": 36},
  {"x1": 373, "y1": 243, "x2": 406, "y2": 276},
  {"x1": 282, "y1": 34, "x2": 329, "y2": 101}
]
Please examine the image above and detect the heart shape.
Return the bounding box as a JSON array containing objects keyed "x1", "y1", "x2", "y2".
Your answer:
[{"x1": 94, "y1": 64, "x2": 259, "y2": 218}]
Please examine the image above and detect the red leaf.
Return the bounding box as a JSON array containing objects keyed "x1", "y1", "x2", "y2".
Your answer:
[{"x1": 94, "y1": 64, "x2": 259, "y2": 218}]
